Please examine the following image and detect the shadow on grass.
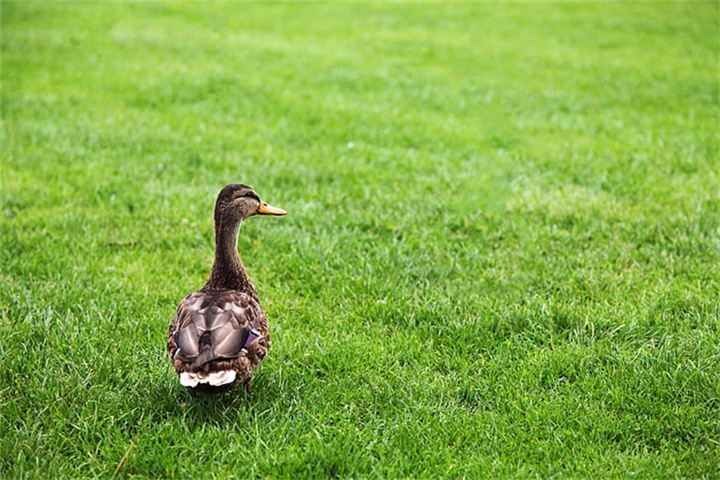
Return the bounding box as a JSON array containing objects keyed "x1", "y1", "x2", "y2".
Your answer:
[{"x1": 141, "y1": 369, "x2": 293, "y2": 428}]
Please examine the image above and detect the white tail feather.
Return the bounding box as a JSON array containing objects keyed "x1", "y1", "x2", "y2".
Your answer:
[{"x1": 179, "y1": 370, "x2": 237, "y2": 387}]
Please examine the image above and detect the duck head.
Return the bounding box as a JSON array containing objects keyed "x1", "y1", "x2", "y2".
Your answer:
[{"x1": 214, "y1": 184, "x2": 287, "y2": 225}]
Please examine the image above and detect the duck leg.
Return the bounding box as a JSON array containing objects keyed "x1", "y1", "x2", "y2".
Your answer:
[{"x1": 244, "y1": 378, "x2": 252, "y2": 394}]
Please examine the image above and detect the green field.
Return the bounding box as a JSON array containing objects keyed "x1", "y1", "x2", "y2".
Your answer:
[{"x1": 2, "y1": 2, "x2": 719, "y2": 478}]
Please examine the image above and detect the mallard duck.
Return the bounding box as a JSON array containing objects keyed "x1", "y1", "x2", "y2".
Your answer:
[{"x1": 167, "y1": 184, "x2": 286, "y2": 394}]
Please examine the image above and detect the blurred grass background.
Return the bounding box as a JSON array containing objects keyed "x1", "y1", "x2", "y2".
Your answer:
[{"x1": 1, "y1": 2, "x2": 719, "y2": 478}]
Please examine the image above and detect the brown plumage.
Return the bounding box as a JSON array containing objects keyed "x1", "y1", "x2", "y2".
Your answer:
[{"x1": 167, "y1": 184, "x2": 286, "y2": 394}]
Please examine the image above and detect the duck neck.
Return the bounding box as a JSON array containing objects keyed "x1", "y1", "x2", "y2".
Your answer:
[{"x1": 204, "y1": 219, "x2": 258, "y2": 297}]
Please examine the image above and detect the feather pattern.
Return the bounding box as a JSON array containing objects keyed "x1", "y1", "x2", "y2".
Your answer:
[{"x1": 167, "y1": 289, "x2": 270, "y2": 390}]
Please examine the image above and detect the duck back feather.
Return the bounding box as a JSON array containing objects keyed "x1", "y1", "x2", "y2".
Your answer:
[{"x1": 167, "y1": 289, "x2": 270, "y2": 392}]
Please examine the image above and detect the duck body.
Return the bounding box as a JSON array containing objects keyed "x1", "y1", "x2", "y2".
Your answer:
[
  {"x1": 167, "y1": 184, "x2": 286, "y2": 394},
  {"x1": 167, "y1": 288, "x2": 269, "y2": 394}
]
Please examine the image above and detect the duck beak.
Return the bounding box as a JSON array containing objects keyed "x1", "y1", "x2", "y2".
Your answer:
[{"x1": 257, "y1": 201, "x2": 287, "y2": 216}]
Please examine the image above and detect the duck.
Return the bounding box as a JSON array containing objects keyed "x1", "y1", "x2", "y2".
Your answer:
[{"x1": 167, "y1": 184, "x2": 286, "y2": 394}]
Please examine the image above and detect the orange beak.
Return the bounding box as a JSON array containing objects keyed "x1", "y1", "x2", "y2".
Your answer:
[{"x1": 257, "y1": 201, "x2": 287, "y2": 216}]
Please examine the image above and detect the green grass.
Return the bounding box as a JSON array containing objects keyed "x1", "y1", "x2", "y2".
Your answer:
[{"x1": 1, "y1": 1, "x2": 719, "y2": 478}]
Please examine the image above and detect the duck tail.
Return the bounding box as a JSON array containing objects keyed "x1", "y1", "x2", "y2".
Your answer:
[{"x1": 179, "y1": 369, "x2": 237, "y2": 388}]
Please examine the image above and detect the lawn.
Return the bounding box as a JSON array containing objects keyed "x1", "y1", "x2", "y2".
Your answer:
[{"x1": 1, "y1": 1, "x2": 719, "y2": 478}]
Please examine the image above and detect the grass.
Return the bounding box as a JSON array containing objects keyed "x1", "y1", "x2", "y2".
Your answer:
[{"x1": 1, "y1": 1, "x2": 719, "y2": 478}]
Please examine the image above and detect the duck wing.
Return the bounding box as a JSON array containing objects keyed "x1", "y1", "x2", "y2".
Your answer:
[{"x1": 168, "y1": 289, "x2": 265, "y2": 370}]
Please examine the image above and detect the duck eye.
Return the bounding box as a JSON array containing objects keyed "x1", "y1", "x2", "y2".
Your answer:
[{"x1": 238, "y1": 192, "x2": 260, "y2": 201}]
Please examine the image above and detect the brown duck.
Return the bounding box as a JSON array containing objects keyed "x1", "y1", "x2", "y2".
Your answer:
[{"x1": 167, "y1": 184, "x2": 286, "y2": 394}]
